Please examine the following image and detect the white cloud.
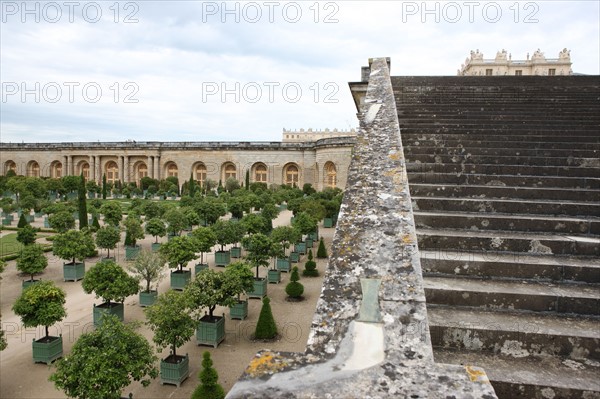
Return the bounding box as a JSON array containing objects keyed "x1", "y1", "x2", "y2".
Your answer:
[{"x1": 1, "y1": 0, "x2": 598, "y2": 142}]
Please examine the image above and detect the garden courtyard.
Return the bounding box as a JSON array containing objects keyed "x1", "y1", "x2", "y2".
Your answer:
[{"x1": 0, "y1": 208, "x2": 333, "y2": 398}]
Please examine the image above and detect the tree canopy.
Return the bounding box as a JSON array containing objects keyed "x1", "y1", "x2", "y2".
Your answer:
[
  {"x1": 13, "y1": 280, "x2": 66, "y2": 338},
  {"x1": 82, "y1": 260, "x2": 139, "y2": 304}
]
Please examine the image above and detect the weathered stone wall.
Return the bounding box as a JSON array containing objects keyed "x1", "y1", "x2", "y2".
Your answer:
[
  {"x1": 0, "y1": 138, "x2": 355, "y2": 190},
  {"x1": 225, "y1": 58, "x2": 497, "y2": 398}
]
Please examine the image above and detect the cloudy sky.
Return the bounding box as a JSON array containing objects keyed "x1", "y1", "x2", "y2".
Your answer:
[{"x1": 1, "y1": 0, "x2": 598, "y2": 143}]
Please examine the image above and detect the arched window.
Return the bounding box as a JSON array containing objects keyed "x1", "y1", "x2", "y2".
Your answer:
[
  {"x1": 135, "y1": 162, "x2": 148, "y2": 185},
  {"x1": 224, "y1": 163, "x2": 236, "y2": 180},
  {"x1": 195, "y1": 163, "x2": 207, "y2": 186},
  {"x1": 253, "y1": 163, "x2": 267, "y2": 183},
  {"x1": 166, "y1": 162, "x2": 178, "y2": 178},
  {"x1": 106, "y1": 161, "x2": 119, "y2": 183},
  {"x1": 324, "y1": 162, "x2": 337, "y2": 188},
  {"x1": 284, "y1": 164, "x2": 299, "y2": 186},
  {"x1": 78, "y1": 161, "x2": 90, "y2": 180},
  {"x1": 5, "y1": 161, "x2": 17, "y2": 175},
  {"x1": 51, "y1": 161, "x2": 63, "y2": 178},
  {"x1": 27, "y1": 161, "x2": 40, "y2": 177}
]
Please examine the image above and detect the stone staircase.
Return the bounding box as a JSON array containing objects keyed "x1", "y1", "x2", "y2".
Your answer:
[{"x1": 392, "y1": 76, "x2": 600, "y2": 398}]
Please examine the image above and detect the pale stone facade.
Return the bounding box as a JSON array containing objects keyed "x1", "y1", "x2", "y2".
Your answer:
[
  {"x1": 282, "y1": 128, "x2": 357, "y2": 142},
  {"x1": 458, "y1": 48, "x2": 572, "y2": 76},
  {"x1": 0, "y1": 138, "x2": 355, "y2": 191}
]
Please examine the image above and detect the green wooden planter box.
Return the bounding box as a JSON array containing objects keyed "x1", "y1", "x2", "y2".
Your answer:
[
  {"x1": 230, "y1": 300, "x2": 248, "y2": 320},
  {"x1": 194, "y1": 263, "x2": 209, "y2": 275},
  {"x1": 268, "y1": 269, "x2": 281, "y2": 284},
  {"x1": 248, "y1": 278, "x2": 268, "y2": 299},
  {"x1": 323, "y1": 217, "x2": 334, "y2": 228},
  {"x1": 63, "y1": 262, "x2": 85, "y2": 282},
  {"x1": 93, "y1": 302, "x2": 124, "y2": 327},
  {"x1": 230, "y1": 246, "x2": 242, "y2": 258},
  {"x1": 125, "y1": 245, "x2": 140, "y2": 261},
  {"x1": 289, "y1": 251, "x2": 300, "y2": 263},
  {"x1": 277, "y1": 257, "x2": 291, "y2": 272},
  {"x1": 43, "y1": 217, "x2": 50, "y2": 228},
  {"x1": 160, "y1": 354, "x2": 189, "y2": 387},
  {"x1": 170, "y1": 269, "x2": 191, "y2": 290},
  {"x1": 151, "y1": 242, "x2": 161, "y2": 252},
  {"x1": 22, "y1": 279, "x2": 40, "y2": 290},
  {"x1": 305, "y1": 237, "x2": 314, "y2": 248},
  {"x1": 196, "y1": 315, "x2": 226, "y2": 348},
  {"x1": 72, "y1": 211, "x2": 79, "y2": 219},
  {"x1": 295, "y1": 242, "x2": 306, "y2": 255},
  {"x1": 2, "y1": 218, "x2": 11, "y2": 226},
  {"x1": 215, "y1": 251, "x2": 230, "y2": 267},
  {"x1": 5, "y1": 214, "x2": 14, "y2": 222},
  {"x1": 99, "y1": 256, "x2": 115, "y2": 264},
  {"x1": 34, "y1": 212, "x2": 43, "y2": 218},
  {"x1": 167, "y1": 232, "x2": 177, "y2": 241},
  {"x1": 278, "y1": 203, "x2": 288, "y2": 210},
  {"x1": 290, "y1": 216, "x2": 296, "y2": 223},
  {"x1": 87, "y1": 192, "x2": 96, "y2": 199},
  {"x1": 25, "y1": 214, "x2": 34, "y2": 223},
  {"x1": 32, "y1": 335, "x2": 63, "y2": 364},
  {"x1": 308, "y1": 230, "x2": 319, "y2": 241},
  {"x1": 139, "y1": 291, "x2": 158, "y2": 307}
]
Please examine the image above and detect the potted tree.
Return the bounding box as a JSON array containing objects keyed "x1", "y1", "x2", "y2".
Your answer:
[
  {"x1": 17, "y1": 244, "x2": 48, "y2": 289},
  {"x1": 190, "y1": 226, "x2": 217, "y2": 274},
  {"x1": 185, "y1": 269, "x2": 234, "y2": 348},
  {"x1": 124, "y1": 216, "x2": 144, "y2": 261},
  {"x1": 229, "y1": 221, "x2": 246, "y2": 259},
  {"x1": 292, "y1": 212, "x2": 318, "y2": 255},
  {"x1": 82, "y1": 260, "x2": 139, "y2": 327},
  {"x1": 159, "y1": 235, "x2": 197, "y2": 290},
  {"x1": 224, "y1": 261, "x2": 254, "y2": 320},
  {"x1": 241, "y1": 233, "x2": 272, "y2": 299},
  {"x1": 52, "y1": 229, "x2": 95, "y2": 281},
  {"x1": 16, "y1": 224, "x2": 37, "y2": 246},
  {"x1": 100, "y1": 201, "x2": 122, "y2": 227},
  {"x1": 270, "y1": 226, "x2": 300, "y2": 274},
  {"x1": 145, "y1": 290, "x2": 196, "y2": 387},
  {"x1": 267, "y1": 241, "x2": 283, "y2": 284},
  {"x1": 48, "y1": 211, "x2": 75, "y2": 233},
  {"x1": 50, "y1": 314, "x2": 158, "y2": 398},
  {"x1": 211, "y1": 220, "x2": 236, "y2": 267},
  {"x1": 12, "y1": 280, "x2": 66, "y2": 364},
  {"x1": 164, "y1": 207, "x2": 186, "y2": 238},
  {"x1": 145, "y1": 217, "x2": 166, "y2": 252},
  {"x1": 127, "y1": 249, "x2": 166, "y2": 307},
  {"x1": 95, "y1": 225, "x2": 120, "y2": 261}
]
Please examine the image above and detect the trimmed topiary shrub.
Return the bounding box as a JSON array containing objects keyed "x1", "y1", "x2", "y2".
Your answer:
[
  {"x1": 254, "y1": 297, "x2": 277, "y2": 340},
  {"x1": 191, "y1": 351, "x2": 225, "y2": 399},
  {"x1": 316, "y1": 237, "x2": 328, "y2": 259},
  {"x1": 17, "y1": 213, "x2": 28, "y2": 228},
  {"x1": 302, "y1": 249, "x2": 319, "y2": 277},
  {"x1": 285, "y1": 266, "x2": 304, "y2": 300}
]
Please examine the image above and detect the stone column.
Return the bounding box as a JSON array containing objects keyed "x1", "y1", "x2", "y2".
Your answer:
[
  {"x1": 62, "y1": 156, "x2": 68, "y2": 177},
  {"x1": 90, "y1": 155, "x2": 95, "y2": 181},
  {"x1": 154, "y1": 156, "x2": 160, "y2": 180},
  {"x1": 124, "y1": 156, "x2": 130, "y2": 183},
  {"x1": 148, "y1": 156, "x2": 154, "y2": 179},
  {"x1": 119, "y1": 156, "x2": 124, "y2": 183},
  {"x1": 67, "y1": 155, "x2": 73, "y2": 176}
]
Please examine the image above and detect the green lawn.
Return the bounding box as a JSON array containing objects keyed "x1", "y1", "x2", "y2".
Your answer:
[{"x1": 0, "y1": 233, "x2": 22, "y2": 257}]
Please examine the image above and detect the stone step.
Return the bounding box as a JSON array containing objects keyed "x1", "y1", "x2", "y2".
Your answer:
[
  {"x1": 420, "y1": 249, "x2": 600, "y2": 283},
  {"x1": 402, "y1": 139, "x2": 600, "y2": 149},
  {"x1": 414, "y1": 211, "x2": 600, "y2": 235},
  {"x1": 406, "y1": 154, "x2": 599, "y2": 168},
  {"x1": 405, "y1": 146, "x2": 599, "y2": 158},
  {"x1": 418, "y1": 228, "x2": 600, "y2": 256},
  {"x1": 398, "y1": 120, "x2": 600, "y2": 130},
  {"x1": 433, "y1": 348, "x2": 600, "y2": 399},
  {"x1": 412, "y1": 197, "x2": 600, "y2": 217},
  {"x1": 423, "y1": 276, "x2": 600, "y2": 315},
  {"x1": 427, "y1": 306, "x2": 600, "y2": 360},
  {"x1": 402, "y1": 132, "x2": 600, "y2": 141},
  {"x1": 406, "y1": 162, "x2": 599, "y2": 178},
  {"x1": 409, "y1": 183, "x2": 597, "y2": 202},
  {"x1": 409, "y1": 172, "x2": 600, "y2": 189},
  {"x1": 403, "y1": 129, "x2": 600, "y2": 137}
]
